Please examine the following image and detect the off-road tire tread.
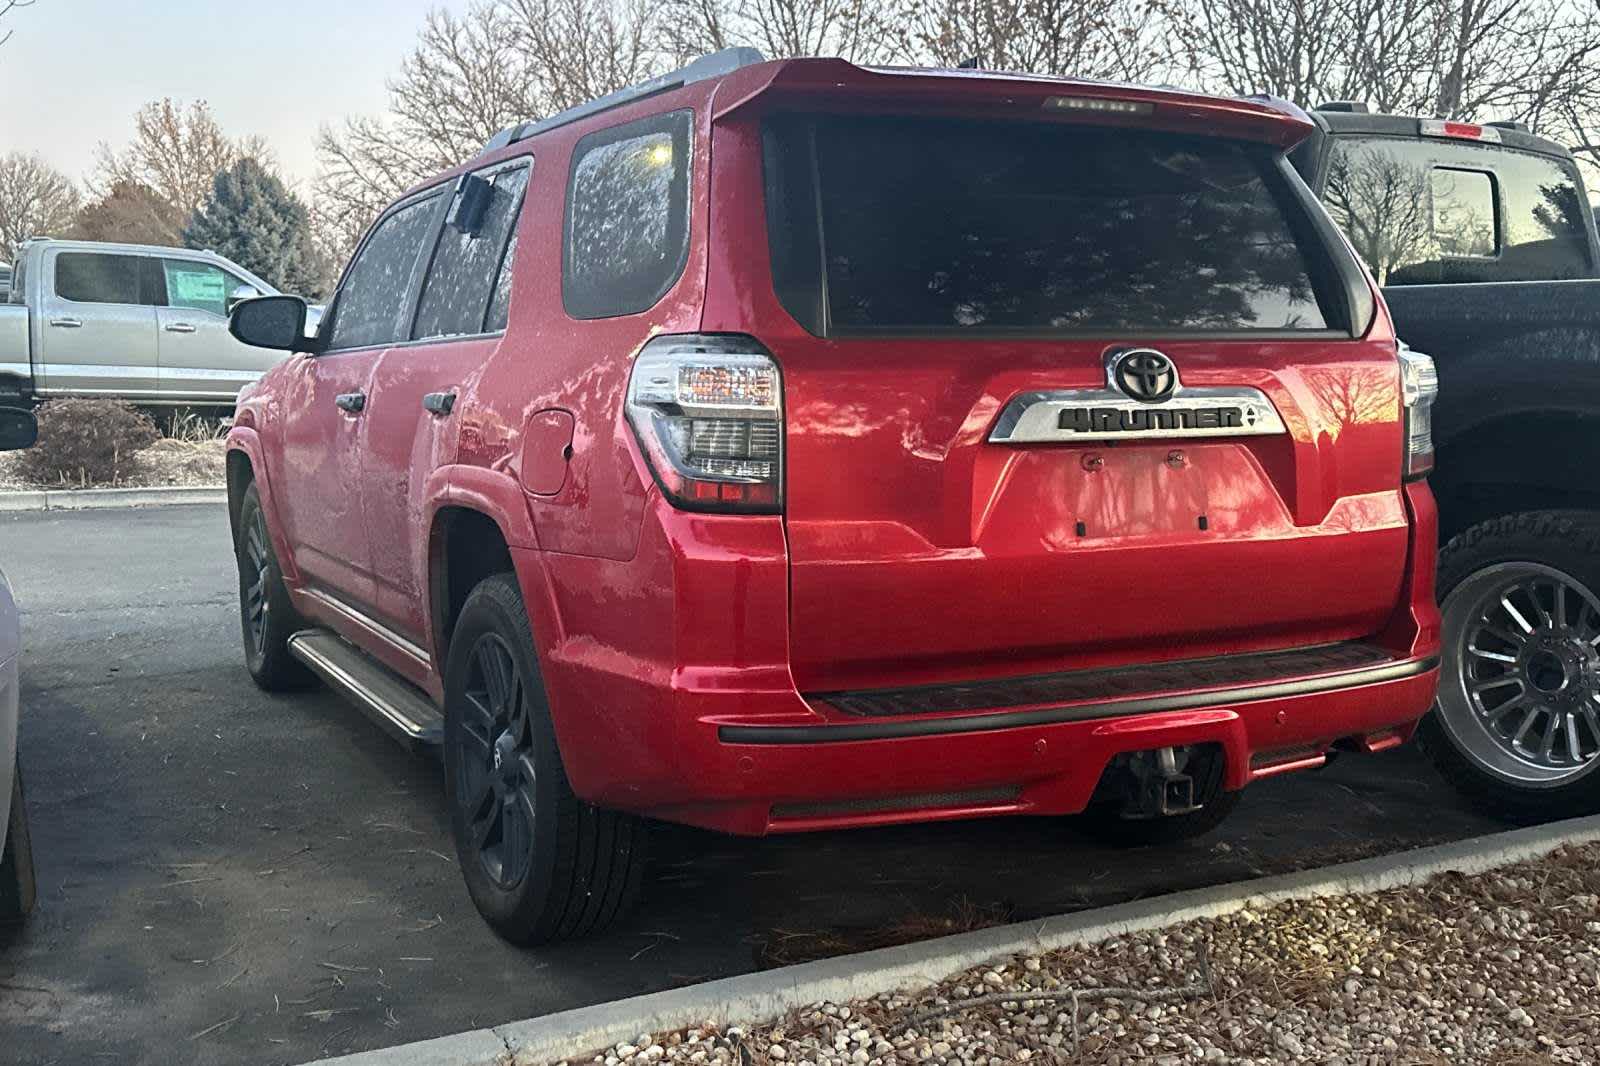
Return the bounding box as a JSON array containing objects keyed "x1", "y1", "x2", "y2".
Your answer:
[
  {"x1": 0, "y1": 763, "x2": 37, "y2": 921},
  {"x1": 446, "y1": 573, "x2": 644, "y2": 945},
  {"x1": 1419, "y1": 509, "x2": 1600, "y2": 824},
  {"x1": 235, "y1": 482, "x2": 315, "y2": 692}
]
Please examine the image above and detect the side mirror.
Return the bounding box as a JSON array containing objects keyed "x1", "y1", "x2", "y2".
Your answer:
[
  {"x1": 230, "y1": 295, "x2": 309, "y2": 352},
  {"x1": 0, "y1": 407, "x2": 38, "y2": 452},
  {"x1": 226, "y1": 284, "x2": 260, "y2": 313}
]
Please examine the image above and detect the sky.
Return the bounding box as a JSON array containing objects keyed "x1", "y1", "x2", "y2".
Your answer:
[{"x1": 0, "y1": 0, "x2": 465, "y2": 194}]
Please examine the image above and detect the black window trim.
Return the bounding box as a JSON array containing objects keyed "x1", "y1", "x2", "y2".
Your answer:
[
  {"x1": 318, "y1": 187, "x2": 451, "y2": 357},
  {"x1": 762, "y1": 114, "x2": 1371, "y2": 342},
  {"x1": 562, "y1": 108, "x2": 694, "y2": 322},
  {"x1": 406, "y1": 156, "x2": 533, "y2": 347}
]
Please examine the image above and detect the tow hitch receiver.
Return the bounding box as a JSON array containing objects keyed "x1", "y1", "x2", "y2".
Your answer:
[{"x1": 1116, "y1": 746, "x2": 1204, "y2": 820}]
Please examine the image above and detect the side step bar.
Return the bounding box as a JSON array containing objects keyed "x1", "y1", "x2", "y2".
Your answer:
[{"x1": 287, "y1": 629, "x2": 443, "y2": 750}]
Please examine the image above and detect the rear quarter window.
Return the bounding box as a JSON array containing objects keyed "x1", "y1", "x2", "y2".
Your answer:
[
  {"x1": 764, "y1": 115, "x2": 1347, "y2": 335},
  {"x1": 563, "y1": 110, "x2": 692, "y2": 320}
]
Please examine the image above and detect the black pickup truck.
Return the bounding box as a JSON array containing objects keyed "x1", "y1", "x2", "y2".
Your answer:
[{"x1": 1293, "y1": 109, "x2": 1600, "y2": 821}]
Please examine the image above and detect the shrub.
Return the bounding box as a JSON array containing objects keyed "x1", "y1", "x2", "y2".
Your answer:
[{"x1": 15, "y1": 398, "x2": 159, "y2": 487}]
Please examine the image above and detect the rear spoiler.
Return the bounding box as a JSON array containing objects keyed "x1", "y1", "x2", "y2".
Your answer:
[{"x1": 710, "y1": 58, "x2": 1317, "y2": 150}]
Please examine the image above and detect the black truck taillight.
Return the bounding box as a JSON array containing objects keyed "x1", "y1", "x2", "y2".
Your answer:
[
  {"x1": 1398, "y1": 344, "x2": 1439, "y2": 480},
  {"x1": 625, "y1": 334, "x2": 783, "y2": 513}
]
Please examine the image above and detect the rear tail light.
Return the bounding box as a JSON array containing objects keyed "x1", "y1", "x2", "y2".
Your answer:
[
  {"x1": 1398, "y1": 344, "x2": 1439, "y2": 480},
  {"x1": 625, "y1": 334, "x2": 783, "y2": 513}
]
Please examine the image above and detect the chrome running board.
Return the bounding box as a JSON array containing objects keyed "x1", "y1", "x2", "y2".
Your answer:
[{"x1": 287, "y1": 629, "x2": 443, "y2": 751}]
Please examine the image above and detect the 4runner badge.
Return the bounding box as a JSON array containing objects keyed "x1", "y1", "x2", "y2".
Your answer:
[{"x1": 987, "y1": 348, "x2": 1289, "y2": 444}]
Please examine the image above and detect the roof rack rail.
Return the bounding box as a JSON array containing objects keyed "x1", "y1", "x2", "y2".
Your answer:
[
  {"x1": 1315, "y1": 101, "x2": 1370, "y2": 113},
  {"x1": 479, "y1": 46, "x2": 767, "y2": 157}
]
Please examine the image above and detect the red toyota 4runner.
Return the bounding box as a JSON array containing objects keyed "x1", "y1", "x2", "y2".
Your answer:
[{"x1": 226, "y1": 51, "x2": 1443, "y2": 943}]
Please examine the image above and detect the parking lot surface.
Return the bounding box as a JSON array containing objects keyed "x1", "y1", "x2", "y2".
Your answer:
[{"x1": 0, "y1": 505, "x2": 1504, "y2": 1066}]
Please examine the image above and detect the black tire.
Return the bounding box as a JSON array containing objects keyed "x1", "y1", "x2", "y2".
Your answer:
[
  {"x1": 1074, "y1": 747, "x2": 1240, "y2": 847},
  {"x1": 1419, "y1": 511, "x2": 1600, "y2": 824},
  {"x1": 235, "y1": 482, "x2": 314, "y2": 691},
  {"x1": 1, "y1": 762, "x2": 37, "y2": 922},
  {"x1": 443, "y1": 573, "x2": 644, "y2": 945}
]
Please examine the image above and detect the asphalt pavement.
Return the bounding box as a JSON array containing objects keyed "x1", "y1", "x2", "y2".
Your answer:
[{"x1": 0, "y1": 505, "x2": 1505, "y2": 1066}]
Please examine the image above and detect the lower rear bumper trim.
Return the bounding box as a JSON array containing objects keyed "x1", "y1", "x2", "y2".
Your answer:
[{"x1": 718, "y1": 655, "x2": 1439, "y2": 745}]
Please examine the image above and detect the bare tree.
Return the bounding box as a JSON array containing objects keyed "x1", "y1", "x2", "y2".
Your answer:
[
  {"x1": 0, "y1": 0, "x2": 35, "y2": 49},
  {"x1": 314, "y1": 2, "x2": 550, "y2": 255},
  {"x1": 94, "y1": 99, "x2": 262, "y2": 229},
  {"x1": 1175, "y1": 0, "x2": 1600, "y2": 165},
  {"x1": 0, "y1": 152, "x2": 80, "y2": 258},
  {"x1": 664, "y1": 0, "x2": 891, "y2": 62},
  {"x1": 888, "y1": 0, "x2": 1174, "y2": 82}
]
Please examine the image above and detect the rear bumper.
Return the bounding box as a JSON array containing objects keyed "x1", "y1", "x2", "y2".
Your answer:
[
  {"x1": 646, "y1": 653, "x2": 1437, "y2": 834},
  {"x1": 527, "y1": 483, "x2": 1442, "y2": 837}
]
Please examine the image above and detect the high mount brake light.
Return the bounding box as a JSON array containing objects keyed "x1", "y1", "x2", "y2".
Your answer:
[
  {"x1": 1419, "y1": 119, "x2": 1502, "y2": 143},
  {"x1": 626, "y1": 334, "x2": 783, "y2": 513},
  {"x1": 1044, "y1": 96, "x2": 1154, "y2": 116},
  {"x1": 1398, "y1": 344, "x2": 1439, "y2": 480}
]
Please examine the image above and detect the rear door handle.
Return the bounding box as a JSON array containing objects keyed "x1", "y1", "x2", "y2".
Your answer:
[
  {"x1": 335, "y1": 392, "x2": 366, "y2": 413},
  {"x1": 163, "y1": 322, "x2": 197, "y2": 334},
  {"x1": 422, "y1": 391, "x2": 456, "y2": 417},
  {"x1": 49, "y1": 317, "x2": 82, "y2": 329}
]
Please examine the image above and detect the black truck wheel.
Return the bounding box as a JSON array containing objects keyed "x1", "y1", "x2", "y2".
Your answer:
[
  {"x1": 235, "y1": 483, "x2": 314, "y2": 692},
  {"x1": 1, "y1": 762, "x2": 37, "y2": 921},
  {"x1": 443, "y1": 573, "x2": 644, "y2": 944},
  {"x1": 1420, "y1": 511, "x2": 1600, "y2": 822}
]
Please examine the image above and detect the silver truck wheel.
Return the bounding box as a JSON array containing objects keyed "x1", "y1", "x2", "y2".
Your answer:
[
  {"x1": 1437, "y1": 561, "x2": 1600, "y2": 788},
  {"x1": 1419, "y1": 512, "x2": 1600, "y2": 823}
]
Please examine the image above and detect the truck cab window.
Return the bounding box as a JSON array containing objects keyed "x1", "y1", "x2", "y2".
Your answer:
[
  {"x1": 1325, "y1": 136, "x2": 1591, "y2": 285},
  {"x1": 55, "y1": 252, "x2": 163, "y2": 306}
]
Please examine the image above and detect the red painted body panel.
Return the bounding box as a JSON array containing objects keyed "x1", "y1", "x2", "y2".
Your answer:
[{"x1": 229, "y1": 58, "x2": 1441, "y2": 840}]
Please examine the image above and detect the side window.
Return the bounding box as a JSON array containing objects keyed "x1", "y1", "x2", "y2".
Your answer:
[
  {"x1": 55, "y1": 252, "x2": 162, "y2": 306},
  {"x1": 485, "y1": 230, "x2": 519, "y2": 333},
  {"x1": 1429, "y1": 169, "x2": 1496, "y2": 258},
  {"x1": 413, "y1": 163, "x2": 530, "y2": 340},
  {"x1": 162, "y1": 260, "x2": 234, "y2": 317},
  {"x1": 326, "y1": 193, "x2": 443, "y2": 351},
  {"x1": 564, "y1": 109, "x2": 691, "y2": 319}
]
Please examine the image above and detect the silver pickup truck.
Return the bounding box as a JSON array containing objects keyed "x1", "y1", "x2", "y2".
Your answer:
[{"x1": 0, "y1": 239, "x2": 319, "y2": 406}]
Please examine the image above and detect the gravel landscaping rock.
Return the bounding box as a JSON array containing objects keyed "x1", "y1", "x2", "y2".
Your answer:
[{"x1": 546, "y1": 842, "x2": 1600, "y2": 1066}]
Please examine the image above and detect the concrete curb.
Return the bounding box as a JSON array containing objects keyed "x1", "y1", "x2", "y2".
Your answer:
[
  {"x1": 0, "y1": 485, "x2": 225, "y2": 512},
  {"x1": 310, "y1": 814, "x2": 1600, "y2": 1066}
]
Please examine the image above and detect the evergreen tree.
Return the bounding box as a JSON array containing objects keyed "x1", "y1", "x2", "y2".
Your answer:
[{"x1": 184, "y1": 158, "x2": 322, "y2": 297}]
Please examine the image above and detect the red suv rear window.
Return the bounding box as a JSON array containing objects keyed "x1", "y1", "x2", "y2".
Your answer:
[{"x1": 763, "y1": 114, "x2": 1345, "y2": 336}]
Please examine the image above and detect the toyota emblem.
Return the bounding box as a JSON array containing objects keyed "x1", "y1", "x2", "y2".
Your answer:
[{"x1": 1112, "y1": 349, "x2": 1178, "y2": 403}]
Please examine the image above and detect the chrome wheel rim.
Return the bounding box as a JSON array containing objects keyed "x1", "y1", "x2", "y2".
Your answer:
[
  {"x1": 456, "y1": 633, "x2": 536, "y2": 889},
  {"x1": 241, "y1": 508, "x2": 271, "y2": 654},
  {"x1": 1438, "y1": 562, "x2": 1600, "y2": 787}
]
